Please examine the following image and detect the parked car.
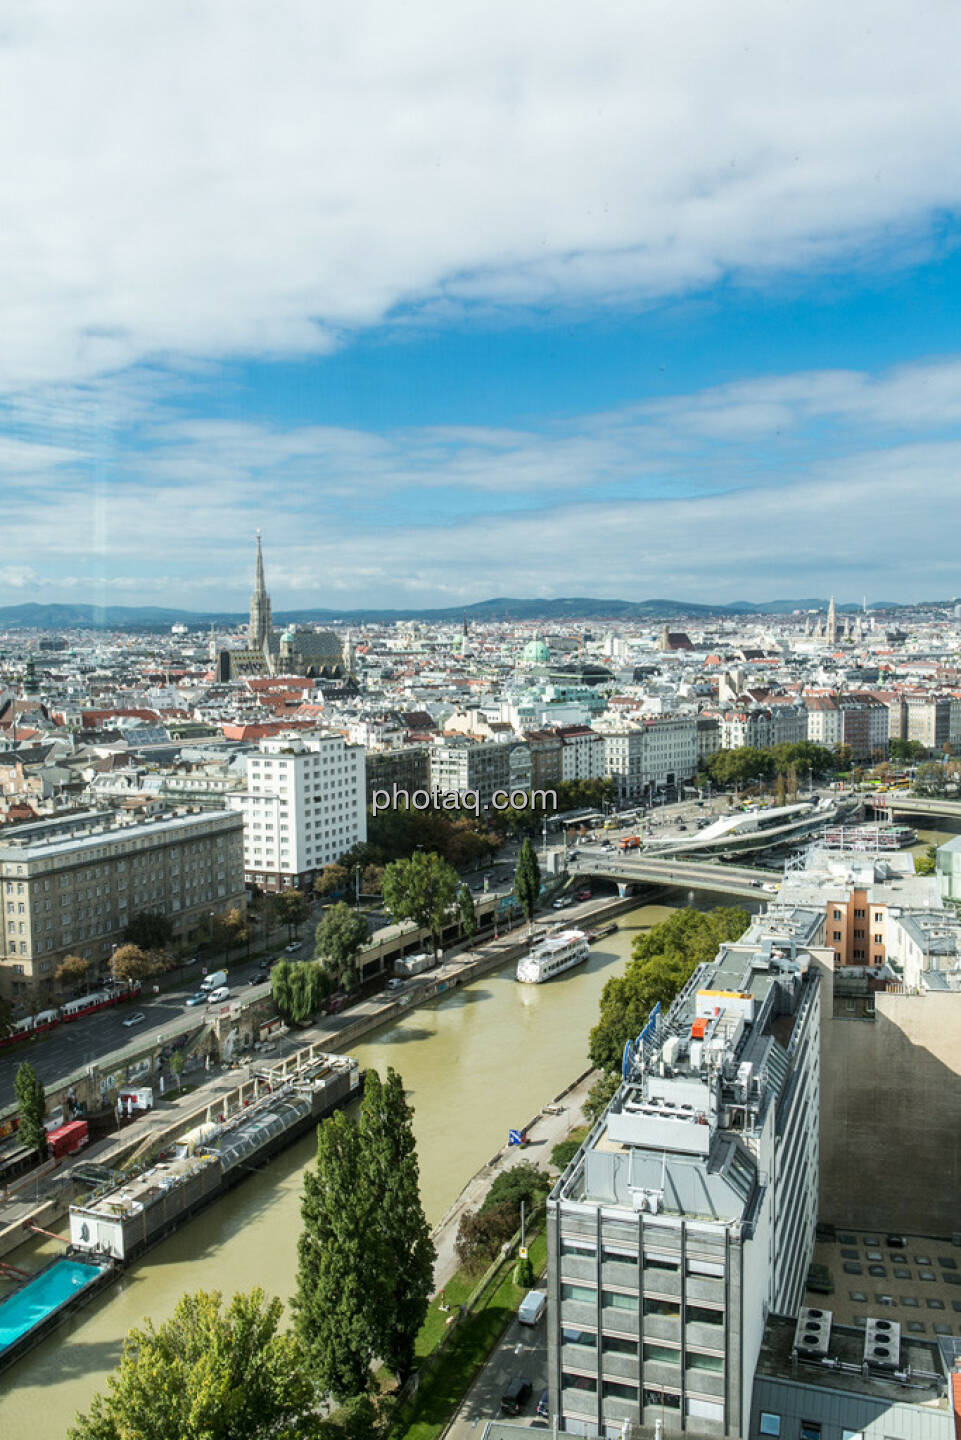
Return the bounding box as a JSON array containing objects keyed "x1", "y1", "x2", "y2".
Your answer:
[
  {"x1": 500, "y1": 1377, "x2": 532, "y2": 1416},
  {"x1": 386, "y1": 977, "x2": 406, "y2": 991},
  {"x1": 518, "y1": 1290, "x2": 547, "y2": 1325},
  {"x1": 284, "y1": 942, "x2": 300, "y2": 953},
  {"x1": 185, "y1": 991, "x2": 206, "y2": 1006},
  {"x1": 122, "y1": 1011, "x2": 146, "y2": 1027}
]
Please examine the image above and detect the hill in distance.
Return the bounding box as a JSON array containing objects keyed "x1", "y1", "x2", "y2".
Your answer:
[{"x1": 0, "y1": 596, "x2": 912, "y2": 630}]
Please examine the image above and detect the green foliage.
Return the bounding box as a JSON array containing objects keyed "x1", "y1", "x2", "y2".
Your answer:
[
  {"x1": 382, "y1": 851, "x2": 460, "y2": 955},
  {"x1": 0, "y1": 993, "x2": 12, "y2": 1039},
  {"x1": 294, "y1": 1068, "x2": 434, "y2": 1396},
  {"x1": 589, "y1": 907, "x2": 749, "y2": 1073},
  {"x1": 702, "y1": 741, "x2": 836, "y2": 790},
  {"x1": 294, "y1": 1109, "x2": 379, "y2": 1400},
  {"x1": 455, "y1": 1201, "x2": 518, "y2": 1270},
  {"x1": 270, "y1": 959, "x2": 332, "y2": 1023},
  {"x1": 170, "y1": 1050, "x2": 185, "y2": 1089},
  {"x1": 358, "y1": 1068, "x2": 435, "y2": 1383},
  {"x1": 478, "y1": 1161, "x2": 549, "y2": 1218},
  {"x1": 889, "y1": 737, "x2": 926, "y2": 762},
  {"x1": 110, "y1": 943, "x2": 162, "y2": 983},
  {"x1": 915, "y1": 762, "x2": 946, "y2": 796},
  {"x1": 550, "y1": 1128, "x2": 588, "y2": 1170},
  {"x1": 14, "y1": 1061, "x2": 46, "y2": 1155},
  {"x1": 272, "y1": 889, "x2": 310, "y2": 939},
  {"x1": 457, "y1": 885, "x2": 478, "y2": 944},
  {"x1": 315, "y1": 902, "x2": 369, "y2": 989},
  {"x1": 353, "y1": 805, "x2": 500, "y2": 871},
  {"x1": 67, "y1": 1288, "x2": 319, "y2": 1440},
  {"x1": 513, "y1": 1256, "x2": 535, "y2": 1288},
  {"x1": 211, "y1": 907, "x2": 250, "y2": 959},
  {"x1": 583, "y1": 1071, "x2": 620, "y2": 1125},
  {"x1": 915, "y1": 846, "x2": 938, "y2": 876},
  {"x1": 513, "y1": 836, "x2": 541, "y2": 924},
  {"x1": 315, "y1": 863, "x2": 349, "y2": 898},
  {"x1": 122, "y1": 910, "x2": 174, "y2": 950}
]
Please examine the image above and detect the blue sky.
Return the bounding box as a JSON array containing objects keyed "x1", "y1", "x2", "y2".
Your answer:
[{"x1": 3, "y1": 1, "x2": 961, "y2": 611}]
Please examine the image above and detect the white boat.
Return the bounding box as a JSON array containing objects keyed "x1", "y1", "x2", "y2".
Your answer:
[{"x1": 516, "y1": 928, "x2": 590, "y2": 984}]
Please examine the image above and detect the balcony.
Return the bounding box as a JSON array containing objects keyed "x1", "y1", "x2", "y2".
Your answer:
[
  {"x1": 560, "y1": 1253, "x2": 597, "y2": 1283},
  {"x1": 561, "y1": 1344, "x2": 598, "y2": 1374},
  {"x1": 600, "y1": 1306, "x2": 638, "y2": 1336},
  {"x1": 600, "y1": 1352, "x2": 639, "y2": 1383},
  {"x1": 686, "y1": 1368, "x2": 725, "y2": 1399},
  {"x1": 686, "y1": 1275, "x2": 724, "y2": 1305},
  {"x1": 642, "y1": 1270, "x2": 681, "y2": 1300},
  {"x1": 686, "y1": 1319, "x2": 725, "y2": 1350},
  {"x1": 561, "y1": 1301, "x2": 597, "y2": 1331},
  {"x1": 602, "y1": 1260, "x2": 639, "y2": 1290},
  {"x1": 642, "y1": 1313, "x2": 680, "y2": 1344}
]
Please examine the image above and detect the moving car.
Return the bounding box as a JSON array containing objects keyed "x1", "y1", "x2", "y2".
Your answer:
[
  {"x1": 206, "y1": 986, "x2": 230, "y2": 1004},
  {"x1": 122, "y1": 1011, "x2": 146, "y2": 1027},
  {"x1": 185, "y1": 991, "x2": 206, "y2": 1006},
  {"x1": 284, "y1": 942, "x2": 300, "y2": 953}
]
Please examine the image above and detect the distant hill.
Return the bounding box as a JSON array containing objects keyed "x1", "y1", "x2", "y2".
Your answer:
[{"x1": 0, "y1": 595, "x2": 914, "y2": 631}]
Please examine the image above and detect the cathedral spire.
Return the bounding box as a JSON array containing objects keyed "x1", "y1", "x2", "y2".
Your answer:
[{"x1": 249, "y1": 531, "x2": 273, "y2": 654}]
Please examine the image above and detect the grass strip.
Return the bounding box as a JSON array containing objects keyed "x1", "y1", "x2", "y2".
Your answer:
[{"x1": 393, "y1": 1230, "x2": 547, "y2": 1440}]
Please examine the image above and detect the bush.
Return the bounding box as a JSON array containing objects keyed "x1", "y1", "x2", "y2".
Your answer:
[
  {"x1": 550, "y1": 1134, "x2": 586, "y2": 1171},
  {"x1": 455, "y1": 1201, "x2": 518, "y2": 1270},
  {"x1": 478, "y1": 1161, "x2": 549, "y2": 1218},
  {"x1": 513, "y1": 1256, "x2": 535, "y2": 1288}
]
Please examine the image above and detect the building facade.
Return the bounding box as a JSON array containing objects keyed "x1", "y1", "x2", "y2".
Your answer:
[
  {"x1": 227, "y1": 731, "x2": 366, "y2": 891},
  {"x1": 0, "y1": 808, "x2": 245, "y2": 1005},
  {"x1": 428, "y1": 738, "x2": 513, "y2": 807},
  {"x1": 546, "y1": 914, "x2": 822, "y2": 1437},
  {"x1": 603, "y1": 716, "x2": 698, "y2": 799}
]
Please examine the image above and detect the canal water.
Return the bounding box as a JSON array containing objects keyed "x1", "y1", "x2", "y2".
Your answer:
[{"x1": 0, "y1": 900, "x2": 688, "y2": 1438}]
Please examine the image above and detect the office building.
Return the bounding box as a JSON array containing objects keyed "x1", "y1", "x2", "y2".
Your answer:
[
  {"x1": 227, "y1": 731, "x2": 366, "y2": 890},
  {"x1": 546, "y1": 912, "x2": 822, "y2": 1437},
  {"x1": 0, "y1": 808, "x2": 245, "y2": 1004}
]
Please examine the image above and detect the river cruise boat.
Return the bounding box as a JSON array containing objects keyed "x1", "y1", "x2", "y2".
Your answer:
[{"x1": 516, "y1": 928, "x2": 590, "y2": 984}]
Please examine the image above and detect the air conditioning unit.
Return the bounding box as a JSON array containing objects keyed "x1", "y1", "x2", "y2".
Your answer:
[
  {"x1": 793, "y1": 1306, "x2": 832, "y2": 1359},
  {"x1": 863, "y1": 1317, "x2": 900, "y2": 1369}
]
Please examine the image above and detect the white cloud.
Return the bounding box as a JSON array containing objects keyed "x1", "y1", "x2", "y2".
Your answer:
[{"x1": 2, "y1": 2, "x2": 961, "y2": 387}]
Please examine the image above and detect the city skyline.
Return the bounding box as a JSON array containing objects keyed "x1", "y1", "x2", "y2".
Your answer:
[{"x1": 4, "y1": 4, "x2": 961, "y2": 606}]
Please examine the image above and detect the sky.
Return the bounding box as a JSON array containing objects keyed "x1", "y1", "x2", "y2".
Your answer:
[{"x1": 3, "y1": 0, "x2": 961, "y2": 612}]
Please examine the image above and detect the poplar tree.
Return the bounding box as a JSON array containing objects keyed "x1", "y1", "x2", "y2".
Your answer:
[
  {"x1": 513, "y1": 836, "x2": 541, "y2": 929},
  {"x1": 457, "y1": 884, "x2": 478, "y2": 946},
  {"x1": 293, "y1": 1109, "x2": 378, "y2": 1399},
  {"x1": 359, "y1": 1068, "x2": 435, "y2": 1383},
  {"x1": 14, "y1": 1061, "x2": 47, "y2": 1155}
]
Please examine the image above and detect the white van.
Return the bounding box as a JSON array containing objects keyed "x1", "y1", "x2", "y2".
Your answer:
[
  {"x1": 517, "y1": 1290, "x2": 547, "y2": 1326},
  {"x1": 200, "y1": 969, "x2": 227, "y2": 993},
  {"x1": 206, "y1": 986, "x2": 230, "y2": 1005}
]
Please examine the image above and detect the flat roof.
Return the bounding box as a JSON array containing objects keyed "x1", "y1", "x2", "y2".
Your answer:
[
  {"x1": 805, "y1": 1227, "x2": 961, "y2": 1340},
  {"x1": 756, "y1": 1313, "x2": 948, "y2": 1408}
]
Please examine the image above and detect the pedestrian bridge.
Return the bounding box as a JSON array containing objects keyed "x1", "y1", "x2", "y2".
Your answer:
[{"x1": 567, "y1": 851, "x2": 777, "y2": 902}]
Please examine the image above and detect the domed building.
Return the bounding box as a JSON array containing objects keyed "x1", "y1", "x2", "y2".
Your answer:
[{"x1": 519, "y1": 635, "x2": 551, "y2": 667}]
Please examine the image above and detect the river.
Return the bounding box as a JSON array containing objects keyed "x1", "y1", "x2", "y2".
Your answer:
[{"x1": 0, "y1": 900, "x2": 685, "y2": 1438}]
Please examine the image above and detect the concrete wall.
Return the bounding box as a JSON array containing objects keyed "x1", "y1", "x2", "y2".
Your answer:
[{"x1": 818, "y1": 956, "x2": 961, "y2": 1234}]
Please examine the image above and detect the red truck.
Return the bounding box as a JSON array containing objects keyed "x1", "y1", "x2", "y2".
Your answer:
[
  {"x1": 618, "y1": 835, "x2": 642, "y2": 852},
  {"x1": 47, "y1": 1119, "x2": 89, "y2": 1160}
]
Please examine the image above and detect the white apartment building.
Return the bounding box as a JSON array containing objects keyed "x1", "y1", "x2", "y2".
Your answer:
[
  {"x1": 601, "y1": 715, "x2": 698, "y2": 798},
  {"x1": 227, "y1": 731, "x2": 366, "y2": 891},
  {"x1": 804, "y1": 697, "x2": 841, "y2": 748}
]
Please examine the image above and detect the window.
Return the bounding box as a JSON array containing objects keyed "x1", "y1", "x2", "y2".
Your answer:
[
  {"x1": 561, "y1": 1283, "x2": 595, "y2": 1305},
  {"x1": 643, "y1": 1343, "x2": 679, "y2": 1365},
  {"x1": 643, "y1": 1388, "x2": 680, "y2": 1410},
  {"x1": 602, "y1": 1290, "x2": 636, "y2": 1311},
  {"x1": 602, "y1": 1380, "x2": 637, "y2": 1400},
  {"x1": 759, "y1": 1416, "x2": 781, "y2": 1437},
  {"x1": 686, "y1": 1304, "x2": 723, "y2": 1327},
  {"x1": 685, "y1": 1351, "x2": 723, "y2": 1372},
  {"x1": 601, "y1": 1333, "x2": 635, "y2": 1355},
  {"x1": 644, "y1": 1298, "x2": 680, "y2": 1318},
  {"x1": 562, "y1": 1326, "x2": 596, "y2": 1347},
  {"x1": 643, "y1": 1251, "x2": 679, "y2": 1272},
  {"x1": 833, "y1": 930, "x2": 841, "y2": 941}
]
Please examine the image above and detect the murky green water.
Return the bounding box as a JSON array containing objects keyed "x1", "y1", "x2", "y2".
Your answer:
[{"x1": 0, "y1": 902, "x2": 677, "y2": 1438}]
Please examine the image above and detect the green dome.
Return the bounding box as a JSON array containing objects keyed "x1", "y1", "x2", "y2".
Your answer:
[{"x1": 521, "y1": 637, "x2": 550, "y2": 663}]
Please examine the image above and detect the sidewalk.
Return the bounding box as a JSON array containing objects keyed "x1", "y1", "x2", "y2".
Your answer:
[{"x1": 429, "y1": 1067, "x2": 595, "y2": 1292}]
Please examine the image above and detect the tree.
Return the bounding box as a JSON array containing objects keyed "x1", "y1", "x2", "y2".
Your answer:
[
  {"x1": 0, "y1": 994, "x2": 12, "y2": 1039},
  {"x1": 583, "y1": 1071, "x2": 620, "y2": 1125},
  {"x1": 455, "y1": 1201, "x2": 518, "y2": 1270},
  {"x1": 294, "y1": 1109, "x2": 379, "y2": 1400},
  {"x1": 889, "y1": 737, "x2": 925, "y2": 763},
  {"x1": 361, "y1": 864, "x2": 385, "y2": 896},
  {"x1": 110, "y1": 943, "x2": 161, "y2": 984},
  {"x1": 589, "y1": 908, "x2": 749, "y2": 1073},
  {"x1": 514, "y1": 836, "x2": 541, "y2": 929},
  {"x1": 271, "y1": 960, "x2": 332, "y2": 1024},
  {"x1": 170, "y1": 1050, "x2": 185, "y2": 1091},
  {"x1": 122, "y1": 911, "x2": 174, "y2": 951},
  {"x1": 358, "y1": 1068, "x2": 435, "y2": 1383},
  {"x1": 457, "y1": 885, "x2": 478, "y2": 947},
  {"x1": 315, "y1": 863, "x2": 349, "y2": 899},
  {"x1": 915, "y1": 762, "x2": 946, "y2": 796},
  {"x1": 915, "y1": 846, "x2": 938, "y2": 876},
  {"x1": 14, "y1": 1061, "x2": 46, "y2": 1156},
  {"x1": 68, "y1": 1288, "x2": 320, "y2": 1440},
  {"x1": 211, "y1": 907, "x2": 250, "y2": 963},
  {"x1": 55, "y1": 953, "x2": 91, "y2": 988},
  {"x1": 315, "y1": 902, "x2": 369, "y2": 990},
  {"x1": 479, "y1": 1161, "x2": 550, "y2": 1219},
  {"x1": 273, "y1": 889, "x2": 310, "y2": 941},
  {"x1": 513, "y1": 1255, "x2": 535, "y2": 1288},
  {"x1": 382, "y1": 851, "x2": 459, "y2": 956}
]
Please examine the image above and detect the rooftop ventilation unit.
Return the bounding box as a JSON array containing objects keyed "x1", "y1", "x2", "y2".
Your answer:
[
  {"x1": 863, "y1": 1317, "x2": 900, "y2": 1369},
  {"x1": 793, "y1": 1306, "x2": 832, "y2": 1359}
]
